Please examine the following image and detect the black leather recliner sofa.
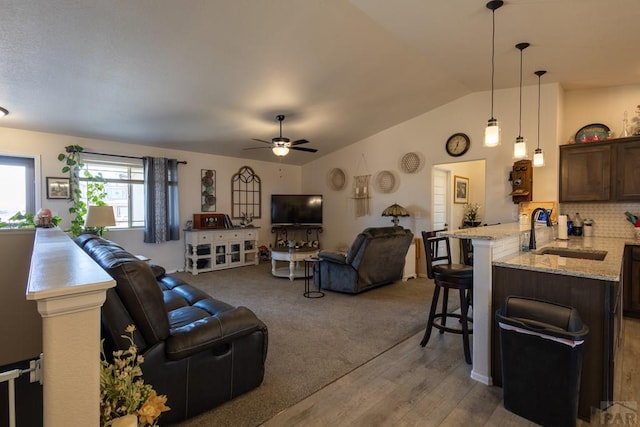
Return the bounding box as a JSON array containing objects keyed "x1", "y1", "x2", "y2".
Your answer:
[
  {"x1": 315, "y1": 226, "x2": 414, "y2": 294},
  {"x1": 75, "y1": 234, "x2": 268, "y2": 424}
]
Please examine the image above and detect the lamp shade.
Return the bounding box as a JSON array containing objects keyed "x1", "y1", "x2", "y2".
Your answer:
[
  {"x1": 85, "y1": 205, "x2": 116, "y2": 228},
  {"x1": 382, "y1": 203, "x2": 409, "y2": 226}
]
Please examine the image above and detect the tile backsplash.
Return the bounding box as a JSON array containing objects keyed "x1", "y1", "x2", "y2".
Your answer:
[{"x1": 559, "y1": 202, "x2": 640, "y2": 239}]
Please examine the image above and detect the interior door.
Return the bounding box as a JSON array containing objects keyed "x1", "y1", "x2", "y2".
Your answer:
[{"x1": 432, "y1": 168, "x2": 449, "y2": 231}]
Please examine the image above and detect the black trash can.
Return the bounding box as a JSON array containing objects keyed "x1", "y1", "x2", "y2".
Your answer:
[{"x1": 496, "y1": 296, "x2": 589, "y2": 427}]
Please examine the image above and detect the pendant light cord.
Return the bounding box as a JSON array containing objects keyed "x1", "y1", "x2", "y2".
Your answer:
[
  {"x1": 537, "y1": 73, "x2": 541, "y2": 149},
  {"x1": 490, "y1": 9, "x2": 496, "y2": 119},
  {"x1": 518, "y1": 47, "x2": 523, "y2": 137}
]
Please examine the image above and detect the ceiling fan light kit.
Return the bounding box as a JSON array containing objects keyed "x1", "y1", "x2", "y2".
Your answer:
[
  {"x1": 484, "y1": 0, "x2": 503, "y2": 148},
  {"x1": 250, "y1": 114, "x2": 317, "y2": 157}
]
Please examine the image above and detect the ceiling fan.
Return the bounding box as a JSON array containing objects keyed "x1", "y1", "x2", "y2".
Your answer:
[{"x1": 249, "y1": 114, "x2": 317, "y2": 156}]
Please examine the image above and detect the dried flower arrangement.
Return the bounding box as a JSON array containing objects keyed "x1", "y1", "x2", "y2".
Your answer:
[{"x1": 100, "y1": 325, "x2": 170, "y2": 426}]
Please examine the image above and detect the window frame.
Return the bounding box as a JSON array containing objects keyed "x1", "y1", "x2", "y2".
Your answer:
[
  {"x1": 78, "y1": 158, "x2": 145, "y2": 229},
  {"x1": 0, "y1": 155, "x2": 36, "y2": 216}
]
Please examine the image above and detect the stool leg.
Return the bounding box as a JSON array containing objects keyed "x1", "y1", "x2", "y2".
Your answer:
[
  {"x1": 420, "y1": 284, "x2": 441, "y2": 347},
  {"x1": 459, "y1": 287, "x2": 472, "y2": 364},
  {"x1": 439, "y1": 286, "x2": 449, "y2": 334}
]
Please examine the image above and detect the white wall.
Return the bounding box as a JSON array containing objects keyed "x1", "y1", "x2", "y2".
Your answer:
[
  {"x1": 0, "y1": 127, "x2": 301, "y2": 271},
  {"x1": 562, "y1": 84, "x2": 640, "y2": 142},
  {"x1": 302, "y1": 83, "x2": 561, "y2": 251}
]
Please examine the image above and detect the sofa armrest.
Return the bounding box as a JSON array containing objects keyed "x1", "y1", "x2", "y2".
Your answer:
[
  {"x1": 165, "y1": 306, "x2": 265, "y2": 360},
  {"x1": 318, "y1": 251, "x2": 347, "y2": 264}
]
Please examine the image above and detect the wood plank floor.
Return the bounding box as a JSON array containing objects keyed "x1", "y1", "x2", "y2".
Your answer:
[{"x1": 263, "y1": 318, "x2": 640, "y2": 426}]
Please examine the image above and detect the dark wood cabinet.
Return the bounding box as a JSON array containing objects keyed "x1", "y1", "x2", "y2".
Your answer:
[
  {"x1": 559, "y1": 136, "x2": 640, "y2": 202},
  {"x1": 615, "y1": 139, "x2": 640, "y2": 200},
  {"x1": 624, "y1": 245, "x2": 640, "y2": 316},
  {"x1": 492, "y1": 266, "x2": 622, "y2": 422},
  {"x1": 559, "y1": 143, "x2": 611, "y2": 201}
]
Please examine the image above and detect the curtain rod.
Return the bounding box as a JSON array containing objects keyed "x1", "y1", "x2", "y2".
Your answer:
[{"x1": 71, "y1": 149, "x2": 187, "y2": 164}]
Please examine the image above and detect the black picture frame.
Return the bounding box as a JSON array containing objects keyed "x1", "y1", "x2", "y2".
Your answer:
[{"x1": 46, "y1": 177, "x2": 71, "y2": 199}]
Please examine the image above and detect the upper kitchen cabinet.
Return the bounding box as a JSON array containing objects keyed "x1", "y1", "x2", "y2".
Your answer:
[
  {"x1": 615, "y1": 138, "x2": 640, "y2": 201},
  {"x1": 559, "y1": 136, "x2": 640, "y2": 202},
  {"x1": 560, "y1": 142, "x2": 611, "y2": 201}
]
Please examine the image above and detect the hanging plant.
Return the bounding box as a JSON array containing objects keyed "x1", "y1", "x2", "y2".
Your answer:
[{"x1": 57, "y1": 145, "x2": 107, "y2": 237}]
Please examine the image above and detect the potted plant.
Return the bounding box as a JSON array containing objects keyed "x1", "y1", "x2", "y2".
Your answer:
[
  {"x1": 101, "y1": 325, "x2": 170, "y2": 426},
  {"x1": 463, "y1": 203, "x2": 482, "y2": 227},
  {"x1": 57, "y1": 145, "x2": 108, "y2": 236}
]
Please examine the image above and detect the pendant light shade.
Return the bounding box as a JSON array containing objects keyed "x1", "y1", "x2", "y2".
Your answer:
[
  {"x1": 533, "y1": 70, "x2": 547, "y2": 167},
  {"x1": 484, "y1": 0, "x2": 503, "y2": 147},
  {"x1": 513, "y1": 42, "x2": 529, "y2": 159}
]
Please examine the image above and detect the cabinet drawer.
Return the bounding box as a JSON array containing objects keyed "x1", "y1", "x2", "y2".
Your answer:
[{"x1": 197, "y1": 233, "x2": 211, "y2": 242}]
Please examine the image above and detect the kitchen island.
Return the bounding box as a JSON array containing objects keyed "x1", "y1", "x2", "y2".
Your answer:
[{"x1": 443, "y1": 224, "x2": 631, "y2": 420}]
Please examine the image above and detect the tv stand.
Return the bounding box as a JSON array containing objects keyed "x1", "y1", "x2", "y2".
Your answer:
[{"x1": 271, "y1": 225, "x2": 323, "y2": 249}]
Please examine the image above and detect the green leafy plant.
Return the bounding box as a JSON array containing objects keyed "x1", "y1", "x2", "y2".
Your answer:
[
  {"x1": 0, "y1": 212, "x2": 62, "y2": 229},
  {"x1": 57, "y1": 145, "x2": 107, "y2": 236}
]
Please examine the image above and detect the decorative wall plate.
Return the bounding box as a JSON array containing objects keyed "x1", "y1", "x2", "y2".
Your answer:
[
  {"x1": 328, "y1": 168, "x2": 346, "y2": 190},
  {"x1": 376, "y1": 170, "x2": 396, "y2": 193},
  {"x1": 400, "y1": 152, "x2": 421, "y2": 173}
]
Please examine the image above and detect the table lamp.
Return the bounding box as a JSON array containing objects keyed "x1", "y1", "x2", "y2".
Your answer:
[
  {"x1": 382, "y1": 203, "x2": 409, "y2": 226},
  {"x1": 85, "y1": 205, "x2": 116, "y2": 236}
]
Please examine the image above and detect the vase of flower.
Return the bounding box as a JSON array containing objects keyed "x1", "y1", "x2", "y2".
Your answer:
[
  {"x1": 462, "y1": 203, "x2": 481, "y2": 228},
  {"x1": 111, "y1": 414, "x2": 137, "y2": 427}
]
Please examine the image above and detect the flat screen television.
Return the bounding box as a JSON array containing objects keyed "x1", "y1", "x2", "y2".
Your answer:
[{"x1": 271, "y1": 194, "x2": 323, "y2": 225}]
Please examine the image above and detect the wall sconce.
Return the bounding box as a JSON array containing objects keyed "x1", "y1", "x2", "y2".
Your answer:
[{"x1": 382, "y1": 203, "x2": 410, "y2": 226}]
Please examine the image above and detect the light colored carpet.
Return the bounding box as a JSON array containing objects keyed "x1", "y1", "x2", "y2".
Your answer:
[{"x1": 171, "y1": 262, "x2": 446, "y2": 427}]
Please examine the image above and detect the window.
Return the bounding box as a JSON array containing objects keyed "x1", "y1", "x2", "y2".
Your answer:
[
  {"x1": 79, "y1": 159, "x2": 144, "y2": 228},
  {"x1": 0, "y1": 155, "x2": 35, "y2": 220}
]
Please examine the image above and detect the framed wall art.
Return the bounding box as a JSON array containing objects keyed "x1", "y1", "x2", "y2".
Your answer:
[
  {"x1": 46, "y1": 177, "x2": 71, "y2": 199},
  {"x1": 454, "y1": 175, "x2": 469, "y2": 204},
  {"x1": 201, "y1": 169, "x2": 216, "y2": 212}
]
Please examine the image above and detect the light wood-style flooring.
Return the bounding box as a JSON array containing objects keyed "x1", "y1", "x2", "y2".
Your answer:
[{"x1": 264, "y1": 318, "x2": 640, "y2": 426}]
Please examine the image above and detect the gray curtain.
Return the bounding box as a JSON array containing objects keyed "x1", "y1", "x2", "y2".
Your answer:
[{"x1": 143, "y1": 157, "x2": 180, "y2": 243}]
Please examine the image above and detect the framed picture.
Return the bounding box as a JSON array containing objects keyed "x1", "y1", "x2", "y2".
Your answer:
[
  {"x1": 454, "y1": 175, "x2": 469, "y2": 204},
  {"x1": 46, "y1": 177, "x2": 71, "y2": 199}
]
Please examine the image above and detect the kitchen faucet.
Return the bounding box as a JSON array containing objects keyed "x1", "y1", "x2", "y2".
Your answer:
[{"x1": 529, "y1": 208, "x2": 553, "y2": 250}]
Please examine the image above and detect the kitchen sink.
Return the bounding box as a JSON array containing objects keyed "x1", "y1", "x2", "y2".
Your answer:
[{"x1": 533, "y1": 247, "x2": 607, "y2": 261}]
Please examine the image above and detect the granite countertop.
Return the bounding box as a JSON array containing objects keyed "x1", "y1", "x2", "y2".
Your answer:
[
  {"x1": 493, "y1": 236, "x2": 639, "y2": 282},
  {"x1": 440, "y1": 222, "x2": 530, "y2": 240}
]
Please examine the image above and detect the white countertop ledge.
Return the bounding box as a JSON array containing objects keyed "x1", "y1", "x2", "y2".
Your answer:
[{"x1": 27, "y1": 228, "x2": 115, "y2": 301}]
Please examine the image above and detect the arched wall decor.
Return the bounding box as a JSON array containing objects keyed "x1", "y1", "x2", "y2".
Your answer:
[{"x1": 231, "y1": 166, "x2": 261, "y2": 219}]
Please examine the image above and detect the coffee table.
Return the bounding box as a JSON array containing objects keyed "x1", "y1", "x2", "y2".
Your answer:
[{"x1": 271, "y1": 247, "x2": 319, "y2": 281}]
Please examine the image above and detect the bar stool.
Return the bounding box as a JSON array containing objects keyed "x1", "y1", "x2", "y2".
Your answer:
[{"x1": 421, "y1": 230, "x2": 474, "y2": 364}]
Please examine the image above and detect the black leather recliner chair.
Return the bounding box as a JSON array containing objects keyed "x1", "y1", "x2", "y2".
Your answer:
[
  {"x1": 314, "y1": 226, "x2": 414, "y2": 294},
  {"x1": 75, "y1": 234, "x2": 268, "y2": 424}
]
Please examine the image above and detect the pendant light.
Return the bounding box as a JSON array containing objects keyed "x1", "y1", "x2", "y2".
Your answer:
[
  {"x1": 484, "y1": 0, "x2": 503, "y2": 147},
  {"x1": 513, "y1": 42, "x2": 529, "y2": 159},
  {"x1": 533, "y1": 70, "x2": 547, "y2": 167}
]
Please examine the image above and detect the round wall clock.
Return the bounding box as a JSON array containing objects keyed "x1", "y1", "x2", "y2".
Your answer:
[{"x1": 445, "y1": 133, "x2": 471, "y2": 157}]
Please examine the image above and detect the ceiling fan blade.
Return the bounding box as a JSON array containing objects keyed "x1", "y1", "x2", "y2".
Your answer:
[
  {"x1": 292, "y1": 146, "x2": 318, "y2": 153},
  {"x1": 291, "y1": 139, "x2": 310, "y2": 145},
  {"x1": 251, "y1": 138, "x2": 273, "y2": 145}
]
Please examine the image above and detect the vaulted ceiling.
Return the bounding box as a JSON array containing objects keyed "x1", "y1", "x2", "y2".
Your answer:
[{"x1": 1, "y1": 0, "x2": 639, "y2": 164}]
